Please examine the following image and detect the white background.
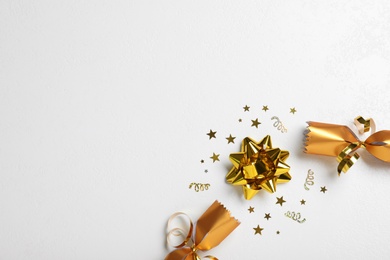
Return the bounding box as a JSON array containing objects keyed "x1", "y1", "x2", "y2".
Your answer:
[{"x1": 1, "y1": 1, "x2": 390, "y2": 259}]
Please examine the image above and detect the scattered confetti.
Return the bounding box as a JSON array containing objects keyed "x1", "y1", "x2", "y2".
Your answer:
[
  {"x1": 188, "y1": 183, "x2": 210, "y2": 192},
  {"x1": 248, "y1": 206, "x2": 255, "y2": 213},
  {"x1": 243, "y1": 105, "x2": 250, "y2": 112},
  {"x1": 238, "y1": 118, "x2": 242, "y2": 122},
  {"x1": 253, "y1": 225, "x2": 264, "y2": 235},
  {"x1": 300, "y1": 199, "x2": 306, "y2": 205},
  {"x1": 285, "y1": 211, "x2": 306, "y2": 224},
  {"x1": 262, "y1": 105, "x2": 269, "y2": 112},
  {"x1": 276, "y1": 231, "x2": 280, "y2": 235},
  {"x1": 304, "y1": 169, "x2": 315, "y2": 190},
  {"x1": 264, "y1": 213, "x2": 271, "y2": 220},
  {"x1": 276, "y1": 196, "x2": 286, "y2": 206},
  {"x1": 320, "y1": 186, "x2": 327, "y2": 193},
  {"x1": 200, "y1": 159, "x2": 204, "y2": 163},
  {"x1": 290, "y1": 107, "x2": 297, "y2": 114},
  {"x1": 210, "y1": 153, "x2": 220, "y2": 162},
  {"x1": 271, "y1": 116, "x2": 287, "y2": 133},
  {"x1": 251, "y1": 118, "x2": 261, "y2": 128},
  {"x1": 204, "y1": 169, "x2": 208, "y2": 173},
  {"x1": 206, "y1": 129, "x2": 217, "y2": 139},
  {"x1": 226, "y1": 134, "x2": 236, "y2": 144}
]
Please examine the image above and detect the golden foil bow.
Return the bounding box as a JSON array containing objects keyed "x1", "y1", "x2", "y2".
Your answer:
[
  {"x1": 226, "y1": 136, "x2": 291, "y2": 200},
  {"x1": 165, "y1": 200, "x2": 240, "y2": 260},
  {"x1": 305, "y1": 116, "x2": 390, "y2": 174}
]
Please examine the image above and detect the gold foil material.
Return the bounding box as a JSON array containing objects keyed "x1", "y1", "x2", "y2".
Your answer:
[
  {"x1": 305, "y1": 116, "x2": 390, "y2": 174},
  {"x1": 165, "y1": 200, "x2": 240, "y2": 260},
  {"x1": 226, "y1": 136, "x2": 292, "y2": 200}
]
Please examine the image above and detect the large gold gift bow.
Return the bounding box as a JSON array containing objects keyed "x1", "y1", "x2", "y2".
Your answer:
[
  {"x1": 305, "y1": 116, "x2": 390, "y2": 174},
  {"x1": 165, "y1": 200, "x2": 240, "y2": 260}
]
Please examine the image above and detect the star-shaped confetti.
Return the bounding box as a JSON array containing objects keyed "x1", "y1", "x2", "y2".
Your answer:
[
  {"x1": 210, "y1": 153, "x2": 220, "y2": 163},
  {"x1": 251, "y1": 118, "x2": 261, "y2": 128},
  {"x1": 300, "y1": 199, "x2": 306, "y2": 205},
  {"x1": 248, "y1": 206, "x2": 255, "y2": 213},
  {"x1": 262, "y1": 105, "x2": 269, "y2": 112},
  {"x1": 243, "y1": 105, "x2": 250, "y2": 111},
  {"x1": 264, "y1": 213, "x2": 271, "y2": 220},
  {"x1": 276, "y1": 196, "x2": 286, "y2": 206},
  {"x1": 320, "y1": 186, "x2": 327, "y2": 193},
  {"x1": 290, "y1": 107, "x2": 297, "y2": 114},
  {"x1": 253, "y1": 225, "x2": 263, "y2": 235},
  {"x1": 226, "y1": 134, "x2": 236, "y2": 144},
  {"x1": 206, "y1": 129, "x2": 217, "y2": 139}
]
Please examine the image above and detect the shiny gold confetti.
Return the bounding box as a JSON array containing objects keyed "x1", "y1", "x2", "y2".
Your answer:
[
  {"x1": 251, "y1": 118, "x2": 261, "y2": 128},
  {"x1": 243, "y1": 105, "x2": 250, "y2": 111},
  {"x1": 262, "y1": 105, "x2": 269, "y2": 112},
  {"x1": 276, "y1": 196, "x2": 286, "y2": 206},
  {"x1": 290, "y1": 107, "x2": 297, "y2": 114},
  {"x1": 320, "y1": 186, "x2": 327, "y2": 193},
  {"x1": 253, "y1": 225, "x2": 263, "y2": 235},
  {"x1": 264, "y1": 213, "x2": 271, "y2": 220},
  {"x1": 300, "y1": 199, "x2": 306, "y2": 205},
  {"x1": 210, "y1": 153, "x2": 220, "y2": 162},
  {"x1": 226, "y1": 134, "x2": 236, "y2": 144},
  {"x1": 207, "y1": 129, "x2": 217, "y2": 139},
  {"x1": 248, "y1": 206, "x2": 255, "y2": 213},
  {"x1": 188, "y1": 182, "x2": 210, "y2": 192},
  {"x1": 271, "y1": 116, "x2": 287, "y2": 133},
  {"x1": 304, "y1": 169, "x2": 314, "y2": 190},
  {"x1": 284, "y1": 211, "x2": 306, "y2": 223}
]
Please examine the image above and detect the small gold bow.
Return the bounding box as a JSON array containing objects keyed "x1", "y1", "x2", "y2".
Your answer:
[{"x1": 305, "y1": 116, "x2": 390, "y2": 174}]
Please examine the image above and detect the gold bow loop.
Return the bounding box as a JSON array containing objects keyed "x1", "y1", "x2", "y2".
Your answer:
[
  {"x1": 165, "y1": 201, "x2": 240, "y2": 260},
  {"x1": 305, "y1": 116, "x2": 390, "y2": 175}
]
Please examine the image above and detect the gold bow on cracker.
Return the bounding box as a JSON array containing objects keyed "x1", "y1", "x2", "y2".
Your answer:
[
  {"x1": 226, "y1": 136, "x2": 292, "y2": 200},
  {"x1": 305, "y1": 116, "x2": 390, "y2": 175},
  {"x1": 165, "y1": 200, "x2": 240, "y2": 260}
]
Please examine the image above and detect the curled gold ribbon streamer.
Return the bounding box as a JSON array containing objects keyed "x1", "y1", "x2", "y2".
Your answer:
[
  {"x1": 304, "y1": 169, "x2": 314, "y2": 190},
  {"x1": 189, "y1": 183, "x2": 210, "y2": 192},
  {"x1": 165, "y1": 200, "x2": 240, "y2": 260},
  {"x1": 305, "y1": 116, "x2": 390, "y2": 175}
]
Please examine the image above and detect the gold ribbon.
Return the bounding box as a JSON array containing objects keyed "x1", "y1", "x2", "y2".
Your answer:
[
  {"x1": 165, "y1": 200, "x2": 240, "y2": 260},
  {"x1": 305, "y1": 116, "x2": 390, "y2": 175}
]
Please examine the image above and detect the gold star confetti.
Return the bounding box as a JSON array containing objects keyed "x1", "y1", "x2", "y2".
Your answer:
[
  {"x1": 276, "y1": 196, "x2": 286, "y2": 206},
  {"x1": 276, "y1": 231, "x2": 280, "y2": 235},
  {"x1": 248, "y1": 206, "x2": 255, "y2": 213},
  {"x1": 226, "y1": 134, "x2": 236, "y2": 144},
  {"x1": 300, "y1": 199, "x2": 306, "y2": 205},
  {"x1": 262, "y1": 105, "x2": 269, "y2": 112},
  {"x1": 264, "y1": 213, "x2": 271, "y2": 220},
  {"x1": 290, "y1": 107, "x2": 297, "y2": 114},
  {"x1": 253, "y1": 225, "x2": 263, "y2": 235},
  {"x1": 243, "y1": 105, "x2": 250, "y2": 111},
  {"x1": 210, "y1": 153, "x2": 220, "y2": 163},
  {"x1": 206, "y1": 129, "x2": 217, "y2": 139},
  {"x1": 251, "y1": 118, "x2": 261, "y2": 128},
  {"x1": 200, "y1": 159, "x2": 204, "y2": 163},
  {"x1": 320, "y1": 186, "x2": 327, "y2": 193}
]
